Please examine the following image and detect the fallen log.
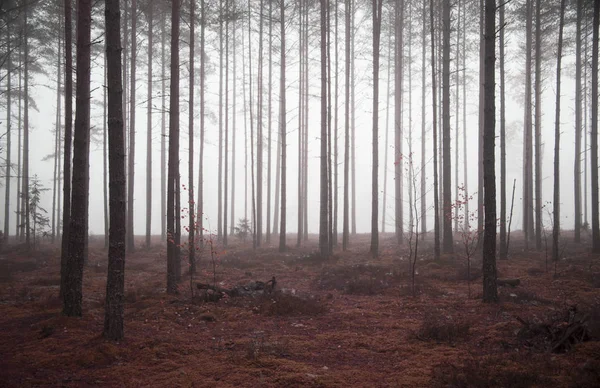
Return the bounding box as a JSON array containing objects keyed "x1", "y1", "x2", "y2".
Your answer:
[{"x1": 497, "y1": 278, "x2": 520, "y2": 287}]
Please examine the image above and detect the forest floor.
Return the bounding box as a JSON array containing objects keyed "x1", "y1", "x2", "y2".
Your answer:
[{"x1": 0, "y1": 233, "x2": 599, "y2": 387}]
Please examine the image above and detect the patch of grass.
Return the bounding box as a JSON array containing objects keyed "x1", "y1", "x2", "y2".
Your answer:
[
  {"x1": 431, "y1": 357, "x2": 552, "y2": 388},
  {"x1": 255, "y1": 292, "x2": 325, "y2": 316},
  {"x1": 416, "y1": 311, "x2": 470, "y2": 344}
]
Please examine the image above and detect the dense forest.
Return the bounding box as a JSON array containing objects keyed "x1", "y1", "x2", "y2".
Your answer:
[{"x1": 0, "y1": 0, "x2": 599, "y2": 385}]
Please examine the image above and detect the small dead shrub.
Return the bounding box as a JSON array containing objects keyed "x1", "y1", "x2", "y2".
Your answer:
[
  {"x1": 416, "y1": 311, "x2": 470, "y2": 344},
  {"x1": 255, "y1": 292, "x2": 325, "y2": 316}
]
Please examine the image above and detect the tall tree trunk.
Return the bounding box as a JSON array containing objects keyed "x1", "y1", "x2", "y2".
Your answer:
[
  {"x1": 146, "y1": 4, "x2": 153, "y2": 249},
  {"x1": 350, "y1": 0, "x2": 356, "y2": 236},
  {"x1": 197, "y1": 0, "x2": 205, "y2": 248},
  {"x1": 103, "y1": 0, "x2": 126, "y2": 341},
  {"x1": 230, "y1": 20, "x2": 237, "y2": 239},
  {"x1": 63, "y1": 0, "x2": 91, "y2": 316},
  {"x1": 248, "y1": 0, "x2": 257, "y2": 248},
  {"x1": 370, "y1": 0, "x2": 383, "y2": 257},
  {"x1": 482, "y1": 0, "x2": 497, "y2": 303},
  {"x1": 441, "y1": 0, "x2": 453, "y2": 253},
  {"x1": 267, "y1": 0, "x2": 273, "y2": 244},
  {"x1": 430, "y1": 0, "x2": 440, "y2": 261},
  {"x1": 462, "y1": 0, "x2": 468, "y2": 233},
  {"x1": 533, "y1": 0, "x2": 542, "y2": 251},
  {"x1": 52, "y1": 35, "x2": 61, "y2": 243},
  {"x1": 499, "y1": 0, "x2": 507, "y2": 259},
  {"x1": 104, "y1": 48, "x2": 109, "y2": 248},
  {"x1": 4, "y1": 27, "x2": 11, "y2": 242},
  {"x1": 303, "y1": 2, "x2": 309, "y2": 242},
  {"x1": 320, "y1": 0, "x2": 330, "y2": 257},
  {"x1": 127, "y1": 0, "x2": 137, "y2": 252},
  {"x1": 522, "y1": 0, "x2": 533, "y2": 248},
  {"x1": 420, "y1": 0, "x2": 427, "y2": 238},
  {"x1": 257, "y1": 0, "x2": 264, "y2": 247},
  {"x1": 333, "y1": 0, "x2": 339, "y2": 247},
  {"x1": 60, "y1": 0, "x2": 73, "y2": 297},
  {"x1": 188, "y1": 0, "x2": 195, "y2": 272},
  {"x1": 327, "y1": 0, "x2": 333, "y2": 253},
  {"x1": 552, "y1": 0, "x2": 565, "y2": 263},
  {"x1": 218, "y1": 0, "x2": 223, "y2": 241},
  {"x1": 382, "y1": 30, "x2": 391, "y2": 234},
  {"x1": 224, "y1": 0, "x2": 229, "y2": 247},
  {"x1": 16, "y1": 43, "x2": 21, "y2": 241},
  {"x1": 343, "y1": 0, "x2": 351, "y2": 251},
  {"x1": 574, "y1": 0, "x2": 583, "y2": 243},
  {"x1": 167, "y1": 0, "x2": 181, "y2": 294},
  {"x1": 297, "y1": 0, "x2": 304, "y2": 247},
  {"x1": 395, "y1": 0, "x2": 404, "y2": 245},
  {"x1": 279, "y1": 0, "x2": 287, "y2": 253},
  {"x1": 161, "y1": 10, "x2": 166, "y2": 241},
  {"x1": 22, "y1": 8, "x2": 30, "y2": 249},
  {"x1": 591, "y1": 0, "x2": 600, "y2": 253},
  {"x1": 477, "y1": 0, "x2": 484, "y2": 236}
]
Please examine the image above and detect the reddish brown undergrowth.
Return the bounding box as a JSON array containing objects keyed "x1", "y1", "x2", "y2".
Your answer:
[{"x1": 0, "y1": 233, "x2": 599, "y2": 387}]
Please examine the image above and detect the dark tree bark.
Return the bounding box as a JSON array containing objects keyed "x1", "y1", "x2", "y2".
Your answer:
[
  {"x1": 552, "y1": 0, "x2": 565, "y2": 263},
  {"x1": 218, "y1": 0, "x2": 223, "y2": 241},
  {"x1": 534, "y1": 0, "x2": 542, "y2": 251},
  {"x1": 523, "y1": 0, "x2": 533, "y2": 248},
  {"x1": 197, "y1": 0, "x2": 205, "y2": 247},
  {"x1": 370, "y1": 0, "x2": 383, "y2": 257},
  {"x1": 574, "y1": 0, "x2": 583, "y2": 243},
  {"x1": 223, "y1": 0, "x2": 229, "y2": 248},
  {"x1": 482, "y1": 0, "x2": 498, "y2": 303},
  {"x1": 296, "y1": 0, "x2": 304, "y2": 248},
  {"x1": 230, "y1": 18, "x2": 237, "y2": 240},
  {"x1": 52, "y1": 35, "x2": 61, "y2": 243},
  {"x1": 333, "y1": 0, "x2": 339, "y2": 247},
  {"x1": 421, "y1": 0, "x2": 427, "y2": 238},
  {"x1": 63, "y1": 0, "x2": 92, "y2": 316},
  {"x1": 167, "y1": 0, "x2": 181, "y2": 294},
  {"x1": 343, "y1": 0, "x2": 351, "y2": 251},
  {"x1": 382, "y1": 29, "x2": 391, "y2": 234},
  {"x1": 499, "y1": 1, "x2": 507, "y2": 259},
  {"x1": 591, "y1": 0, "x2": 599, "y2": 253},
  {"x1": 319, "y1": 0, "x2": 329, "y2": 257},
  {"x1": 104, "y1": 49, "x2": 109, "y2": 249},
  {"x1": 127, "y1": 0, "x2": 137, "y2": 252},
  {"x1": 146, "y1": 4, "x2": 153, "y2": 249},
  {"x1": 430, "y1": 0, "x2": 440, "y2": 261},
  {"x1": 60, "y1": 0, "x2": 73, "y2": 298},
  {"x1": 350, "y1": 1, "x2": 356, "y2": 236},
  {"x1": 22, "y1": 7, "x2": 30, "y2": 248},
  {"x1": 441, "y1": 0, "x2": 453, "y2": 253},
  {"x1": 248, "y1": 0, "x2": 258, "y2": 249},
  {"x1": 161, "y1": 10, "x2": 167, "y2": 241},
  {"x1": 4, "y1": 26, "x2": 11, "y2": 242},
  {"x1": 477, "y1": 0, "x2": 484, "y2": 236},
  {"x1": 279, "y1": 0, "x2": 286, "y2": 253},
  {"x1": 103, "y1": 0, "x2": 126, "y2": 341},
  {"x1": 395, "y1": 0, "x2": 404, "y2": 245},
  {"x1": 188, "y1": 0, "x2": 195, "y2": 272},
  {"x1": 257, "y1": 0, "x2": 264, "y2": 247},
  {"x1": 461, "y1": 0, "x2": 468, "y2": 233},
  {"x1": 267, "y1": 0, "x2": 273, "y2": 244}
]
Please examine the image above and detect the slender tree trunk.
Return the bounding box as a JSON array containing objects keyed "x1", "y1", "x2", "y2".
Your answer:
[
  {"x1": 382, "y1": 31, "x2": 391, "y2": 234},
  {"x1": 167, "y1": 0, "x2": 181, "y2": 294},
  {"x1": 534, "y1": 0, "x2": 542, "y2": 251},
  {"x1": 574, "y1": 0, "x2": 583, "y2": 243},
  {"x1": 63, "y1": 0, "x2": 91, "y2": 316},
  {"x1": 591, "y1": 0, "x2": 599, "y2": 253},
  {"x1": 523, "y1": 0, "x2": 533, "y2": 248},
  {"x1": 370, "y1": 0, "x2": 383, "y2": 257},
  {"x1": 4, "y1": 26, "x2": 11, "y2": 242},
  {"x1": 395, "y1": 0, "x2": 404, "y2": 245},
  {"x1": 104, "y1": 48, "x2": 109, "y2": 249},
  {"x1": 320, "y1": 0, "x2": 330, "y2": 257},
  {"x1": 482, "y1": 0, "x2": 497, "y2": 303},
  {"x1": 421, "y1": 0, "x2": 427, "y2": 238},
  {"x1": 552, "y1": 0, "x2": 565, "y2": 263},
  {"x1": 257, "y1": 0, "x2": 265, "y2": 247},
  {"x1": 197, "y1": 0, "x2": 206, "y2": 248},
  {"x1": 297, "y1": 0, "x2": 304, "y2": 247},
  {"x1": 103, "y1": 0, "x2": 126, "y2": 341},
  {"x1": 231, "y1": 20, "x2": 237, "y2": 238},
  {"x1": 279, "y1": 0, "x2": 287, "y2": 253},
  {"x1": 477, "y1": 0, "x2": 484, "y2": 236},
  {"x1": 267, "y1": 0, "x2": 273, "y2": 244},
  {"x1": 454, "y1": 0, "x2": 459, "y2": 235},
  {"x1": 327, "y1": 0, "x2": 333, "y2": 253},
  {"x1": 333, "y1": 0, "x2": 339, "y2": 247},
  {"x1": 303, "y1": 3, "x2": 309, "y2": 242},
  {"x1": 242, "y1": 18, "x2": 248, "y2": 223},
  {"x1": 430, "y1": 0, "x2": 440, "y2": 261},
  {"x1": 462, "y1": 0, "x2": 468, "y2": 233},
  {"x1": 146, "y1": 5, "x2": 153, "y2": 249},
  {"x1": 60, "y1": 0, "x2": 73, "y2": 297},
  {"x1": 161, "y1": 11, "x2": 166, "y2": 241},
  {"x1": 16, "y1": 44, "x2": 21, "y2": 241},
  {"x1": 188, "y1": 0, "x2": 195, "y2": 272},
  {"x1": 127, "y1": 0, "x2": 137, "y2": 252},
  {"x1": 343, "y1": 0, "x2": 351, "y2": 251},
  {"x1": 52, "y1": 35, "x2": 61, "y2": 243},
  {"x1": 248, "y1": 0, "x2": 257, "y2": 248},
  {"x1": 441, "y1": 0, "x2": 453, "y2": 253},
  {"x1": 218, "y1": 0, "x2": 223, "y2": 241},
  {"x1": 224, "y1": 0, "x2": 229, "y2": 247},
  {"x1": 350, "y1": 0, "x2": 356, "y2": 236},
  {"x1": 22, "y1": 9, "x2": 30, "y2": 249},
  {"x1": 499, "y1": 1, "x2": 507, "y2": 259}
]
